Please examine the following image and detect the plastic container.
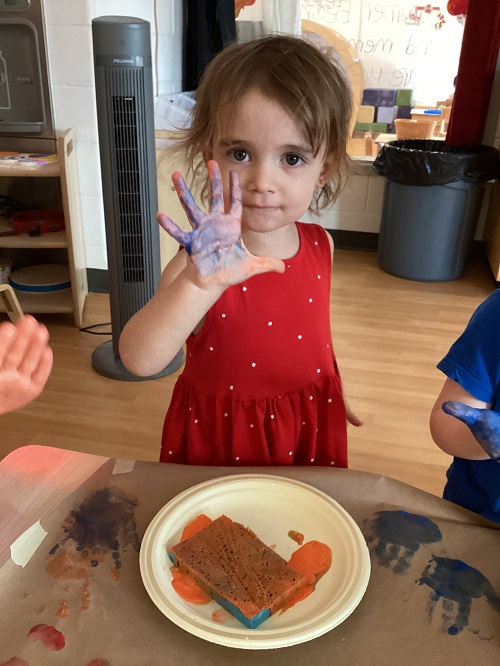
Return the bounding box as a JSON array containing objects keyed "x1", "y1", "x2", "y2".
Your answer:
[
  {"x1": 154, "y1": 93, "x2": 196, "y2": 130},
  {"x1": 373, "y1": 140, "x2": 500, "y2": 281},
  {"x1": 0, "y1": 256, "x2": 12, "y2": 284}
]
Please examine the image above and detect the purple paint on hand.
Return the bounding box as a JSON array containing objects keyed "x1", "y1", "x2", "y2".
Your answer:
[
  {"x1": 442, "y1": 401, "x2": 500, "y2": 462},
  {"x1": 156, "y1": 161, "x2": 285, "y2": 284},
  {"x1": 157, "y1": 162, "x2": 243, "y2": 276}
]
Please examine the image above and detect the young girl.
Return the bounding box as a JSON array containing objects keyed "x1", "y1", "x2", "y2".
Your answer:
[{"x1": 119, "y1": 34, "x2": 361, "y2": 466}]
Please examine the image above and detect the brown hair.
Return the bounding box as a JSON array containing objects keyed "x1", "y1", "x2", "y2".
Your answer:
[{"x1": 172, "y1": 34, "x2": 353, "y2": 214}]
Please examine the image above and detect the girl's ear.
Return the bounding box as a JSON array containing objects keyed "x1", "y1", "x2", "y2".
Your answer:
[{"x1": 317, "y1": 153, "x2": 337, "y2": 187}]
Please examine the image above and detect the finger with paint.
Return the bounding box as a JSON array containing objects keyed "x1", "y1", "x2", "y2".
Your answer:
[
  {"x1": 157, "y1": 161, "x2": 284, "y2": 283},
  {"x1": 442, "y1": 401, "x2": 500, "y2": 462}
]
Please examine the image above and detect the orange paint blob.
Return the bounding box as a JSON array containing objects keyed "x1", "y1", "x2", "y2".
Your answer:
[
  {"x1": 288, "y1": 541, "x2": 332, "y2": 585},
  {"x1": 110, "y1": 566, "x2": 120, "y2": 583},
  {"x1": 280, "y1": 584, "x2": 314, "y2": 614},
  {"x1": 171, "y1": 568, "x2": 211, "y2": 604},
  {"x1": 180, "y1": 514, "x2": 212, "y2": 542},
  {"x1": 56, "y1": 600, "x2": 69, "y2": 618},
  {"x1": 45, "y1": 548, "x2": 93, "y2": 611},
  {"x1": 212, "y1": 608, "x2": 231, "y2": 624},
  {"x1": 288, "y1": 530, "x2": 304, "y2": 546}
]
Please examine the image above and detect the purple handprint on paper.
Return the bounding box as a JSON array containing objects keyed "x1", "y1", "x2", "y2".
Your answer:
[
  {"x1": 442, "y1": 401, "x2": 500, "y2": 462},
  {"x1": 157, "y1": 161, "x2": 284, "y2": 284}
]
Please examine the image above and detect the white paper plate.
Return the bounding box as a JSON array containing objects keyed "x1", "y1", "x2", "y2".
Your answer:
[{"x1": 140, "y1": 474, "x2": 370, "y2": 650}]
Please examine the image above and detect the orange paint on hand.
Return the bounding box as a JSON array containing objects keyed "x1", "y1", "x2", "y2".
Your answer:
[
  {"x1": 171, "y1": 568, "x2": 211, "y2": 604},
  {"x1": 288, "y1": 541, "x2": 332, "y2": 585},
  {"x1": 180, "y1": 514, "x2": 212, "y2": 542}
]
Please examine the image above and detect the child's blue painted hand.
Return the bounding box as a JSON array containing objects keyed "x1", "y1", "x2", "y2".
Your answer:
[
  {"x1": 157, "y1": 160, "x2": 285, "y2": 285},
  {"x1": 442, "y1": 401, "x2": 500, "y2": 462}
]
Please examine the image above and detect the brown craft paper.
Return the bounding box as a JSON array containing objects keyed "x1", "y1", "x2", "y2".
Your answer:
[{"x1": 0, "y1": 446, "x2": 499, "y2": 665}]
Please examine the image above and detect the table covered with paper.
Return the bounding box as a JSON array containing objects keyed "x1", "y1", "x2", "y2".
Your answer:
[{"x1": 0, "y1": 445, "x2": 499, "y2": 665}]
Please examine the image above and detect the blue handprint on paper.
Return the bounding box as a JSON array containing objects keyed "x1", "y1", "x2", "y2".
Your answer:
[
  {"x1": 364, "y1": 510, "x2": 442, "y2": 575},
  {"x1": 442, "y1": 401, "x2": 500, "y2": 462},
  {"x1": 419, "y1": 556, "x2": 500, "y2": 635}
]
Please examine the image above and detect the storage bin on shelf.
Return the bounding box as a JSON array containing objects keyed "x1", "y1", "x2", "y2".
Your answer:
[{"x1": 394, "y1": 119, "x2": 436, "y2": 140}]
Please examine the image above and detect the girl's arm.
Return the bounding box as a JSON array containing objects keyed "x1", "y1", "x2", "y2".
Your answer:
[
  {"x1": 325, "y1": 231, "x2": 362, "y2": 427},
  {"x1": 430, "y1": 377, "x2": 491, "y2": 460},
  {"x1": 119, "y1": 250, "x2": 225, "y2": 377},
  {"x1": 119, "y1": 162, "x2": 284, "y2": 377}
]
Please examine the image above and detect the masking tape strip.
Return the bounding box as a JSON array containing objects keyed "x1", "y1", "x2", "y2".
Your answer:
[
  {"x1": 10, "y1": 520, "x2": 48, "y2": 567},
  {"x1": 112, "y1": 458, "x2": 136, "y2": 475}
]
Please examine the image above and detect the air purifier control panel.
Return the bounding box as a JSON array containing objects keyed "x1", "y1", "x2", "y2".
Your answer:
[{"x1": 0, "y1": 1, "x2": 31, "y2": 12}]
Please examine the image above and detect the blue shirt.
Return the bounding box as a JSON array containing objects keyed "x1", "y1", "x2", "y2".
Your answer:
[{"x1": 437, "y1": 289, "x2": 500, "y2": 522}]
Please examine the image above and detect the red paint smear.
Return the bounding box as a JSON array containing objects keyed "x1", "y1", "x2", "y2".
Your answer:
[
  {"x1": 86, "y1": 660, "x2": 111, "y2": 666},
  {"x1": 0, "y1": 659, "x2": 29, "y2": 666},
  {"x1": 171, "y1": 568, "x2": 211, "y2": 604},
  {"x1": 288, "y1": 541, "x2": 332, "y2": 585},
  {"x1": 28, "y1": 624, "x2": 65, "y2": 651},
  {"x1": 180, "y1": 514, "x2": 212, "y2": 542}
]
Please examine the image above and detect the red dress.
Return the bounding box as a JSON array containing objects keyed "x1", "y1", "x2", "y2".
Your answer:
[{"x1": 160, "y1": 222, "x2": 348, "y2": 467}]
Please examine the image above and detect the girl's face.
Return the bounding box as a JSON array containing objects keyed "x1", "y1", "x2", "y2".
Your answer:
[{"x1": 206, "y1": 89, "x2": 334, "y2": 236}]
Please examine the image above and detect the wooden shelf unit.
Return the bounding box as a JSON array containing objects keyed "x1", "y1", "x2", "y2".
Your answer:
[{"x1": 0, "y1": 129, "x2": 87, "y2": 326}]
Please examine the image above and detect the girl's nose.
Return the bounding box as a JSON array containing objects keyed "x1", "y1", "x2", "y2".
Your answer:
[{"x1": 246, "y1": 161, "x2": 276, "y2": 193}]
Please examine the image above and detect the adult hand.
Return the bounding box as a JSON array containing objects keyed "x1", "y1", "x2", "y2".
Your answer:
[
  {"x1": 442, "y1": 401, "x2": 500, "y2": 462},
  {"x1": 157, "y1": 160, "x2": 285, "y2": 286},
  {"x1": 0, "y1": 315, "x2": 53, "y2": 415}
]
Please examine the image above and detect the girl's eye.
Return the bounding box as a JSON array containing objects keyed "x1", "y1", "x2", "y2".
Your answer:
[
  {"x1": 230, "y1": 149, "x2": 248, "y2": 162},
  {"x1": 284, "y1": 154, "x2": 303, "y2": 166}
]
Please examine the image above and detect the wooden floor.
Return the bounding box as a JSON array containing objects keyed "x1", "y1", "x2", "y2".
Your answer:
[{"x1": 1, "y1": 250, "x2": 496, "y2": 497}]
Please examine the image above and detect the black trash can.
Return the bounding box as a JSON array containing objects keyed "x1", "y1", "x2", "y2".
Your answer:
[{"x1": 373, "y1": 140, "x2": 500, "y2": 281}]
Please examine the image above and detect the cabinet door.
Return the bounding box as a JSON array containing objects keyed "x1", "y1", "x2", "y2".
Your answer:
[
  {"x1": 486, "y1": 181, "x2": 500, "y2": 282},
  {"x1": 59, "y1": 130, "x2": 88, "y2": 326}
]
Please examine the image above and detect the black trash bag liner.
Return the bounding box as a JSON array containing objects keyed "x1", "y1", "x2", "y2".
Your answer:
[{"x1": 372, "y1": 140, "x2": 500, "y2": 187}]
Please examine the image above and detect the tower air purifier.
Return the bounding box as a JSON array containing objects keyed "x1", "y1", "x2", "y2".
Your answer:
[{"x1": 91, "y1": 16, "x2": 183, "y2": 380}]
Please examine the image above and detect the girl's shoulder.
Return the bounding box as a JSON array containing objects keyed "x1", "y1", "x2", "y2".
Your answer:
[
  {"x1": 296, "y1": 221, "x2": 329, "y2": 243},
  {"x1": 296, "y1": 222, "x2": 332, "y2": 260}
]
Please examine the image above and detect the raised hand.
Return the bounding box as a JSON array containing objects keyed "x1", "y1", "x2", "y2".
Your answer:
[
  {"x1": 157, "y1": 160, "x2": 285, "y2": 285},
  {"x1": 0, "y1": 315, "x2": 53, "y2": 415},
  {"x1": 442, "y1": 401, "x2": 500, "y2": 462}
]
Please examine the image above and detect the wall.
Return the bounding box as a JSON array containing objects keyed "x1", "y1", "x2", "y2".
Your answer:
[
  {"x1": 41, "y1": 0, "x2": 497, "y2": 275},
  {"x1": 43, "y1": 0, "x2": 183, "y2": 272}
]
